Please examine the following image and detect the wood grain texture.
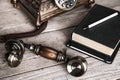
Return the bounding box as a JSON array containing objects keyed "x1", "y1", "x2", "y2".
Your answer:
[{"x1": 0, "y1": 0, "x2": 120, "y2": 80}]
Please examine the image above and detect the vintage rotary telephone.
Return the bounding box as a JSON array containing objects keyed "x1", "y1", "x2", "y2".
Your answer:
[
  {"x1": 0, "y1": 0, "x2": 94, "y2": 43},
  {"x1": 5, "y1": 39, "x2": 87, "y2": 77},
  {"x1": 0, "y1": 0, "x2": 95, "y2": 77}
]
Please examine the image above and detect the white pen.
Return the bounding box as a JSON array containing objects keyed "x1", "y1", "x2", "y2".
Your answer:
[{"x1": 83, "y1": 12, "x2": 118, "y2": 30}]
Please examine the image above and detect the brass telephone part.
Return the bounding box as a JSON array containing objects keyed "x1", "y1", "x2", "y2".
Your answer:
[
  {"x1": 11, "y1": 0, "x2": 95, "y2": 26},
  {"x1": 11, "y1": 0, "x2": 20, "y2": 8},
  {"x1": 5, "y1": 39, "x2": 87, "y2": 77},
  {"x1": 0, "y1": 0, "x2": 94, "y2": 43}
]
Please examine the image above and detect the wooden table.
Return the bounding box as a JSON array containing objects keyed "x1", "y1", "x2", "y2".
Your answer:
[{"x1": 0, "y1": 0, "x2": 120, "y2": 80}]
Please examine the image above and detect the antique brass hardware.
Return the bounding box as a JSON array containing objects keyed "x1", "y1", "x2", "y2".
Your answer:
[
  {"x1": 5, "y1": 39, "x2": 87, "y2": 77},
  {"x1": 11, "y1": 0, "x2": 95, "y2": 25}
]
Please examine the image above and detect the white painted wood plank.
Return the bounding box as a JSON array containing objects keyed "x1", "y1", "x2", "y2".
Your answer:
[
  {"x1": 0, "y1": 28, "x2": 88, "y2": 79},
  {"x1": 0, "y1": 64, "x2": 67, "y2": 80},
  {"x1": 0, "y1": 4, "x2": 119, "y2": 64},
  {"x1": 0, "y1": 0, "x2": 17, "y2": 13},
  {"x1": 0, "y1": 5, "x2": 119, "y2": 72},
  {"x1": 0, "y1": 27, "x2": 88, "y2": 57},
  {"x1": 0, "y1": 50, "x2": 88, "y2": 79},
  {"x1": 0, "y1": 5, "x2": 88, "y2": 35},
  {"x1": 2, "y1": 50, "x2": 120, "y2": 80},
  {"x1": 0, "y1": 0, "x2": 119, "y2": 35},
  {"x1": 0, "y1": 0, "x2": 120, "y2": 80},
  {"x1": 96, "y1": 0, "x2": 120, "y2": 8}
]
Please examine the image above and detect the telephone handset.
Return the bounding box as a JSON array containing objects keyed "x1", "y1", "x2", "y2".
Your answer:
[{"x1": 5, "y1": 39, "x2": 88, "y2": 77}]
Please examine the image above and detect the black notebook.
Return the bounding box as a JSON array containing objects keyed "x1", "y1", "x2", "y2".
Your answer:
[{"x1": 67, "y1": 4, "x2": 120, "y2": 64}]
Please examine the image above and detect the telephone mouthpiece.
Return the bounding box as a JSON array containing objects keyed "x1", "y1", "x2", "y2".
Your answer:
[
  {"x1": 67, "y1": 56, "x2": 87, "y2": 77},
  {"x1": 5, "y1": 40, "x2": 25, "y2": 67}
]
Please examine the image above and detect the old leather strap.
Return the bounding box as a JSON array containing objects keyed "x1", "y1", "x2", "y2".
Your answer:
[{"x1": 0, "y1": 21, "x2": 48, "y2": 43}]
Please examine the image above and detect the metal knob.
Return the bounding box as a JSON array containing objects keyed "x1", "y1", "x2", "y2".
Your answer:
[
  {"x1": 67, "y1": 56, "x2": 87, "y2": 77},
  {"x1": 54, "y1": 0, "x2": 78, "y2": 10},
  {"x1": 11, "y1": 0, "x2": 20, "y2": 8},
  {"x1": 5, "y1": 40, "x2": 25, "y2": 67},
  {"x1": 85, "y1": 0, "x2": 95, "y2": 8}
]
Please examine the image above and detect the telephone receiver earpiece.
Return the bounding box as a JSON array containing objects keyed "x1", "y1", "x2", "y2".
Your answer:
[
  {"x1": 5, "y1": 40, "x2": 25, "y2": 67},
  {"x1": 5, "y1": 39, "x2": 87, "y2": 77}
]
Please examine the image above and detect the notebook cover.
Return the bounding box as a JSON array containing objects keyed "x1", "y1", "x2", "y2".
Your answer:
[
  {"x1": 73, "y1": 4, "x2": 120, "y2": 49},
  {"x1": 67, "y1": 4, "x2": 120, "y2": 63}
]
